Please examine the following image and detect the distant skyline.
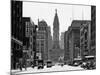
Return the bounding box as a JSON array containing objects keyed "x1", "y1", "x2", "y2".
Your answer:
[{"x1": 23, "y1": 1, "x2": 91, "y2": 39}]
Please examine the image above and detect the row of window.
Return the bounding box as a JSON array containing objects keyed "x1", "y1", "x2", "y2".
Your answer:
[
  {"x1": 37, "y1": 35, "x2": 46, "y2": 39},
  {"x1": 38, "y1": 27, "x2": 47, "y2": 30}
]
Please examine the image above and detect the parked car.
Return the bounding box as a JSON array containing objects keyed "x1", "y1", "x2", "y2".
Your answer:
[
  {"x1": 81, "y1": 61, "x2": 96, "y2": 70},
  {"x1": 86, "y1": 61, "x2": 96, "y2": 70},
  {"x1": 37, "y1": 60, "x2": 44, "y2": 69},
  {"x1": 68, "y1": 62, "x2": 79, "y2": 66},
  {"x1": 81, "y1": 62, "x2": 87, "y2": 69},
  {"x1": 47, "y1": 60, "x2": 52, "y2": 68}
]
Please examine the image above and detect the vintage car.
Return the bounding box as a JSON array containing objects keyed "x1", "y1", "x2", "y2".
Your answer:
[
  {"x1": 47, "y1": 60, "x2": 52, "y2": 68},
  {"x1": 37, "y1": 60, "x2": 44, "y2": 69}
]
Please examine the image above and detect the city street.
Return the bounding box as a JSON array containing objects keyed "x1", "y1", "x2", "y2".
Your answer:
[
  {"x1": 11, "y1": 1, "x2": 96, "y2": 75},
  {"x1": 11, "y1": 65, "x2": 84, "y2": 75}
]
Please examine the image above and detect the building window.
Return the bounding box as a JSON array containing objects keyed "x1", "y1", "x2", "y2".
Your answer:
[
  {"x1": 41, "y1": 40, "x2": 44, "y2": 46},
  {"x1": 26, "y1": 22, "x2": 28, "y2": 36},
  {"x1": 41, "y1": 47, "x2": 44, "y2": 51},
  {"x1": 33, "y1": 36, "x2": 36, "y2": 39},
  {"x1": 30, "y1": 30, "x2": 32, "y2": 35},
  {"x1": 30, "y1": 45, "x2": 33, "y2": 50},
  {"x1": 30, "y1": 37, "x2": 32, "y2": 42},
  {"x1": 41, "y1": 35, "x2": 44, "y2": 39},
  {"x1": 85, "y1": 32, "x2": 87, "y2": 40}
]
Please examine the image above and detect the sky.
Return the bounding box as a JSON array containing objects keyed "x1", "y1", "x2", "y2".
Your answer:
[{"x1": 23, "y1": 1, "x2": 91, "y2": 39}]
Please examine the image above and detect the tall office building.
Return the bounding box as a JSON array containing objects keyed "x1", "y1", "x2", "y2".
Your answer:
[
  {"x1": 11, "y1": 0, "x2": 23, "y2": 69},
  {"x1": 47, "y1": 26, "x2": 53, "y2": 59},
  {"x1": 36, "y1": 20, "x2": 48, "y2": 63},
  {"x1": 64, "y1": 31, "x2": 70, "y2": 64},
  {"x1": 64, "y1": 20, "x2": 81, "y2": 64},
  {"x1": 91, "y1": 6, "x2": 96, "y2": 56},
  {"x1": 22, "y1": 17, "x2": 38, "y2": 66},
  {"x1": 80, "y1": 21, "x2": 91, "y2": 59}
]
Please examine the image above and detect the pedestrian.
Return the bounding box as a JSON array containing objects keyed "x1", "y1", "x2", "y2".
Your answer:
[
  {"x1": 23, "y1": 62, "x2": 27, "y2": 70},
  {"x1": 19, "y1": 58, "x2": 23, "y2": 71},
  {"x1": 23, "y1": 56, "x2": 27, "y2": 70}
]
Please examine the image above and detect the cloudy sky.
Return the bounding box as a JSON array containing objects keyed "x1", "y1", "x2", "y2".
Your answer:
[{"x1": 23, "y1": 1, "x2": 91, "y2": 38}]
